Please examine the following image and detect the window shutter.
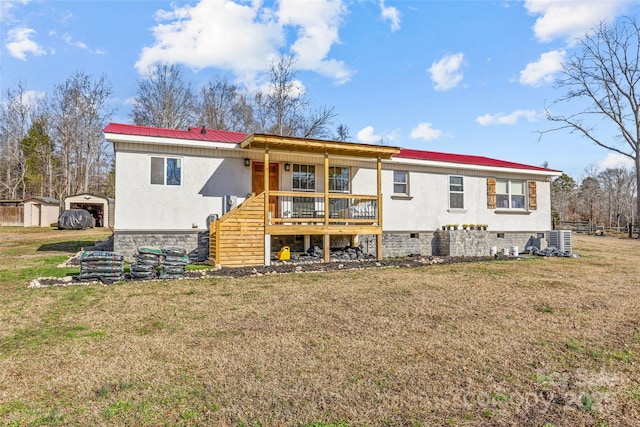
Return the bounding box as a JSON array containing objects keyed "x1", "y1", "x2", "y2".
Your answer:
[
  {"x1": 487, "y1": 178, "x2": 496, "y2": 209},
  {"x1": 528, "y1": 181, "x2": 537, "y2": 210}
]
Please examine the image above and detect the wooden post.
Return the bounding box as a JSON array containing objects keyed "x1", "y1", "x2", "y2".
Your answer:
[
  {"x1": 215, "y1": 220, "x2": 221, "y2": 266},
  {"x1": 324, "y1": 152, "x2": 329, "y2": 226},
  {"x1": 376, "y1": 157, "x2": 383, "y2": 260},
  {"x1": 264, "y1": 148, "x2": 269, "y2": 226},
  {"x1": 324, "y1": 152, "x2": 330, "y2": 262},
  {"x1": 323, "y1": 234, "x2": 330, "y2": 263}
]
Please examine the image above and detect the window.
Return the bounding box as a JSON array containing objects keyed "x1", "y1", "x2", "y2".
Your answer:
[
  {"x1": 496, "y1": 179, "x2": 525, "y2": 209},
  {"x1": 150, "y1": 156, "x2": 182, "y2": 186},
  {"x1": 449, "y1": 176, "x2": 464, "y2": 209},
  {"x1": 328, "y1": 166, "x2": 350, "y2": 192},
  {"x1": 292, "y1": 164, "x2": 315, "y2": 191},
  {"x1": 393, "y1": 171, "x2": 409, "y2": 195}
]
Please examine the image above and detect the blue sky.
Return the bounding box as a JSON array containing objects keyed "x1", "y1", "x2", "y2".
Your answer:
[{"x1": 2, "y1": 0, "x2": 639, "y2": 181}]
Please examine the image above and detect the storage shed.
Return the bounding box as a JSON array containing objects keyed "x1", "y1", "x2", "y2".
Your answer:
[
  {"x1": 24, "y1": 196, "x2": 61, "y2": 227},
  {"x1": 64, "y1": 193, "x2": 114, "y2": 228}
]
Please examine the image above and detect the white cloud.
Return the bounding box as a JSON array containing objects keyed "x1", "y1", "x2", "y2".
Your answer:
[
  {"x1": 136, "y1": 1, "x2": 280, "y2": 78},
  {"x1": 519, "y1": 49, "x2": 566, "y2": 86},
  {"x1": 278, "y1": 0, "x2": 352, "y2": 84},
  {"x1": 524, "y1": 0, "x2": 631, "y2": 43},
  {"x1": 476, "y1": 109, "x2": 539, "y2": 126},
  {"x1": 356, "y1": 126, "x2": 382, "y2": 143},
  {"x1": 136, "y1": 0, "x2": 352, "y2": 84},
  {"x1": 356, "y1": 126, "x2": 399, "y2": 144},
  {"x1": 428, "y1": 52, "x2": 464, "y2": 91},
  {"x1": 5, "y1": 27, "x2": 45, "y2": 60},
  {"x1": 1, "y1": 0, "x2": 31, "y2": 23},
  {"x1": 61, "y1": 33, "x2": 105, "y2": 55},
  {"x1": 410, "y1": 122, "x2": 443, "y2": 141},
  {"x1": 380, "y1": 0, "x2": 400, "y2": 32},
  {"x1": 62, "y1": 34, "x2": 87, "y2": 50},
  {"x1": 596, "y1": 153, "x2": 635, "y2": 172}
]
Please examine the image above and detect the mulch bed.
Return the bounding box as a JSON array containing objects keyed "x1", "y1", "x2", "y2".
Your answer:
[{"x1": 30, "y1": 254, "x2": 516, "y2": 287}]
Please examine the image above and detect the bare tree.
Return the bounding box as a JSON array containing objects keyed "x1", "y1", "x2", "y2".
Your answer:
[
  {"x1": 578, "y1": 175, "x2": 604, "y2": 229},
  {"x1": 598, "y1": 166, "x2": 636, "y2": 228},
  {"x1": 0, "y1": 82, "x2": 37, "y2": 199},
  {"x1": 47, "y1": 71, "x2": 114, "y2": 200},
  {"x1": 131, "y1": 64, "x2": 195, "y2": 129},
  {"x1": 198, "y1": 76, "x2": 254, "y2": 132},
  {"x1": 334, "y1": 123, "x2": 351, "y2": 142},
  {"x1": 300, "y1": 106, "x2": 337, "y2": 139},
  {"x1": 254, "y1": 52, "x2": 336, "y2": 138},
  {"x1": 545, "y1": 17, "x2": 640, "y2": 227}
]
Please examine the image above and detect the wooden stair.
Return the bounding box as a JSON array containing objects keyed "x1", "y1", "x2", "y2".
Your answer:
[{"x1": 209, "y1": 192, "x2": 265, "y2": 267}]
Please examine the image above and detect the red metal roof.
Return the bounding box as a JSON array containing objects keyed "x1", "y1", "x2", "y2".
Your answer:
[
  {"x1": 103, "y1": 123, "x2": 249, "y2": 144},
  {"x1": 103, "y1": 123, "x2": 559, "y2": 172},
  {"x1": 396, "y1": 148, "x2": 560, "y2": 172}
]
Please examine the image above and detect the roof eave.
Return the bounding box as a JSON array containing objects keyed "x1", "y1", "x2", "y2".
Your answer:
[
  {"x1": 104, "y1": 132, "x2": 241, "y2": 150},
  {"x1": 389, "y1": 157, "x2": 563, "y2": 177},
  {"x1": 241, "y1": 133, "x2": 400, "y2": 159}
]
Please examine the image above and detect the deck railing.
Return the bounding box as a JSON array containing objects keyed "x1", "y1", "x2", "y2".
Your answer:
[{"x1": 267, "y1": 191, "x2": 379, "y2": 225}]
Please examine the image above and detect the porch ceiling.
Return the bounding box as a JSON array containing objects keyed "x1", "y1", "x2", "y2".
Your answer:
[{"x1": 240, "y1": 134, "x2": 400, "y2": 159}]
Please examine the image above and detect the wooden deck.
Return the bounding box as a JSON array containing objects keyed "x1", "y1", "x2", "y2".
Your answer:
[{"x1": 209, "y1": 191, "x2": 382, "y2": 267}]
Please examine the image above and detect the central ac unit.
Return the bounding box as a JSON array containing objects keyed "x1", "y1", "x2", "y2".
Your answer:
[{"x1": 548, "y1": 230, "x2": 572, "y2": 253}]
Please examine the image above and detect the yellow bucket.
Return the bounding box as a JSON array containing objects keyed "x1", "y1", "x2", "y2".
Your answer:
[{"x1": 277, "y1": 246, "x2": 291, "y2": 261}]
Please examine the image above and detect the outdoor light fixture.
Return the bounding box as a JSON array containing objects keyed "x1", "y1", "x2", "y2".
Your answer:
[
  {"x1": 244, "y1": 158, "x2": 250, "y2": 167},
  {"x1": 284, "y1": 162, "x2": 291, "y2": 171}
]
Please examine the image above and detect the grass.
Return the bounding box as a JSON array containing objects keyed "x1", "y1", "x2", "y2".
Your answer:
[{"x1": 1, "y1": 227, "x2": 640, "y2": 425}]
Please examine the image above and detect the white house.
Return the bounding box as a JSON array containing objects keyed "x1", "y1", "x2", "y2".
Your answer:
[{"x1": 103, "y1": 123, "x2": 562, "y2": 266}]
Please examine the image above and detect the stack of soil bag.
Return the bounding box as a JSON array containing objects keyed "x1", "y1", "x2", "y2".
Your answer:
[
  {"x1": 159, "y1": 246, "x2": 189, "y2": 279},
  {"x1": 77, "y1": 251, "x2": 124, "y2": 283},
  {"x1": 130, "y1": 246, "x2": 163, "y2": 280}
]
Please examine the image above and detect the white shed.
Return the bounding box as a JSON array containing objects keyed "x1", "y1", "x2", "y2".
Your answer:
[{"x1": 23, "y1": 197, "x2": 61, "y2": 227}]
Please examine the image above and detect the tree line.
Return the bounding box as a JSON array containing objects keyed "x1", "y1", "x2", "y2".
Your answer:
[
  {"x1": 551, "y1": 167, "x2": 637, "y2": 230},
  {"x1": 0, "y1": 53, "x2": 348, "y2": 202},
  {"x1": 0, "y1": 73, "x2": 114, "y2": 201}
]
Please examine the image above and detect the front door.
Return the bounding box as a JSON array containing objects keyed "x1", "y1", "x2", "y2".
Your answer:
[{"x1": 252, "y1": 162, "x2": 279, "y2": 218}]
